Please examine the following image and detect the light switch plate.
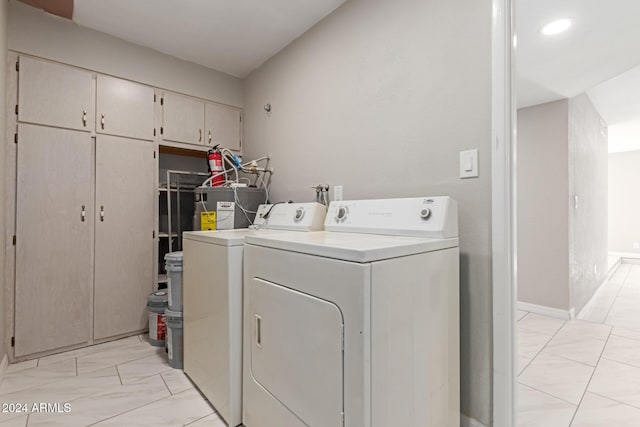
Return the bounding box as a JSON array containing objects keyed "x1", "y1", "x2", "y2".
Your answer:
[{"x1": 460, "y1": 149, "x2": 479, "y2": 179}]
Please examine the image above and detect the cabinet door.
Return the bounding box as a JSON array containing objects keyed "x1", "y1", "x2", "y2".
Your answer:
[
  {"x1": 162, "y1": 92, "x2": 205, "y2": 145},
  {"x1": 205, "y1": 102, "x2": 242, "y2": 151},
  {"x1": 18, "y1": 56, "x2": 94, "y2": 132},
  {"x1": 15, "y1": 124, "x2": 94, "y2": 357},
  {"x1": 97, "y1": 75, "x2": 155, "y2": 141},
  {"x1": 94, "y1": 135, "x2": 155, "y2": 340}
]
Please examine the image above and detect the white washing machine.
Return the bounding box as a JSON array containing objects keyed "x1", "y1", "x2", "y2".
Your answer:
[
  {"x1": 242, "y1": 197, "x2": 460, "y2": 427},
  {"x1": 182, "y1": 202, "x2": 326, "y2": 427}
]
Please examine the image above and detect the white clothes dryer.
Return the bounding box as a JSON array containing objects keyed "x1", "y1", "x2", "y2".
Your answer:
[{"x1": 242, "y1": 197, "x2": 460, "y2": 427}]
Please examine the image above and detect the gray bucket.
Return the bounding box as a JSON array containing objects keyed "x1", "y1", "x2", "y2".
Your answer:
[
  {"x1": 164, "y1": 252, "x2": 183, "y2": 312},
  {"x1": 147, "y1": 291, "x2": 168, "y2": 347},
  {"x1": 165, "y1": 309, "x2": 183, "y2": 369}
]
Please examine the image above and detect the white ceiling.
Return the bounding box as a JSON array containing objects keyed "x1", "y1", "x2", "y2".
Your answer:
[
  {"x1": 73, "y1": 0, "x2": 347, "y2": 78},
  {"x1": 588, "y1": 65, "x2": 640, "y2": 153},
  {"x1": 517, "y1": 0, "x2": 640, "y2": 152}
]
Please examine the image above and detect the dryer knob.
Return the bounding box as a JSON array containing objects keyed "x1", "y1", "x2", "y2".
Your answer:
[
  {"x1": 336, "y1": 206, "x2": 348, "y2": 222},
  {"x1": 294, "y1": 207, "x2": 305, "y2": 222},
  {"x1": 420, "y1": 208, "x2": 431, "y2": 220}
]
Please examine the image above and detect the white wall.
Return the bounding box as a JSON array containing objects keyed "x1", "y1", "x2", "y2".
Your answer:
[
  {"x1": 568, "y1": 94, "x2": 608, "y2": 314},
  {"x1": 242, "y1": 0, "x2": 493, "y2": 423},
  {"x1": 517, "y1": 95, "x2": 608, "y2": 316},
  {"x1": 0, "y1": 0, "x2": 7, "y2": 362},
  {"x1": 7, "y1": 1, "x2": 242, "y2": 107},
  {"x1": 517, "y1": 100, "x2": 571, "y2": 310},
  {"x1": 609, "y1": 150, "x2": 640, "y2": 254}
]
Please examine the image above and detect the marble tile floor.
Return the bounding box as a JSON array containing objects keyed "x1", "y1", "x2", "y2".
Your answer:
[
  {"x1": 8, "y1": 263, "x2": 640, "y2": 427},
  {"x1": 518, "y1": 264, "x2": 640, "y2": 426},
  {"x1": 0, "y1": 334, "x2": 225, "y2": 426}
]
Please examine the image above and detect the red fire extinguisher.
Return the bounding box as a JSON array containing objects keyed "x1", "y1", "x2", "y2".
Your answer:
[{"x1": 207, "y1": 145, "x2": 224, "y2": 187}]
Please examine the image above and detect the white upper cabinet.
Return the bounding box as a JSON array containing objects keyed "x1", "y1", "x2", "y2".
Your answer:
[
  {"x1": 97, "y1": 75, "x2": 155, "y2": 141},
  {"x1": 18, "y1": 56, "x2": 95, "y2": 132},
  {"x1": 205, "y1": 102, "x2": 242, "y2": 152},
  {"x1": 162, "y1": 92, "x2": 205, "y2": 145}
]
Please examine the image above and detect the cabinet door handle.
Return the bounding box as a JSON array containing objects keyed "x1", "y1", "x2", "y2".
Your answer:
[
  {"x1": 208, "y1": 130, "x2": 212, "y2": 143},
  {"x1": 101, "y1": 114, "x2": 105, "y2": 130},
  {"x1": 255, "y1": 314, "x2": 262, "y2": 348},
  {"x1": 100, "y1": 205, "x2": 105, "y2": 222},
  {"x1": 81, "y1": 205, "x2": 86, "y2": 222},
  {"x1": 199, "y1": 128, "x2": 202, "y2": 142},
  {"x1": 82, "y1": 110, "x2": 87, "y2": 127}
]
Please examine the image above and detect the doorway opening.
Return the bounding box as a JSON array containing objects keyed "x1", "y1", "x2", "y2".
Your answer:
[{"x1": 513, "y1": 0, "x2": 640, "y2": 425}]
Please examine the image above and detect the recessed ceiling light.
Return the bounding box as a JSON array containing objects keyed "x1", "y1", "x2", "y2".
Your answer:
[{"x1": 541, "y1": 19, "x2": 572, "y2": 36}]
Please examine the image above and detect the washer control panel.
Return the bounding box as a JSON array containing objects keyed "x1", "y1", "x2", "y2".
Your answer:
[
  {"x1": 256, "y1": 202, "x2": 327, "y2": 231},
  {"x1": 253, "y1": 204, "x2": 273, "y2": 227},
  {"x1": 294, "y1": 207, "x2": 306, "y2": 222},
  {"x1": 335, "y1": 205, "x2": 349, "y2": 222},
  {"x1": 325, "y1": 197, "x2": 458, "y2": 238}
]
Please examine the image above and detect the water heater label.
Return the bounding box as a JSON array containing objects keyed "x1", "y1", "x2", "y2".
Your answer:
[{"x1": 201, "y1": 212, "x2": 217, "y2": 231}]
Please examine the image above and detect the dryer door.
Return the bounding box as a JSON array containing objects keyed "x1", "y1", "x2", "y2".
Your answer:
[{"x1": 248, "y1": 278, "x2": 344, "y2": 426}]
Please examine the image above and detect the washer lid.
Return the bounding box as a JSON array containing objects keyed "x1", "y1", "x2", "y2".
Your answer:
[
  {"x1": 182, "y1": 229, "x2": 253, "y2": 246},
  {"x1": 182, "y1": 229, "x2": 301, "y2": 246},
  {"x1": 245, "y1": 231, "x2": 459, "y2": 263}
]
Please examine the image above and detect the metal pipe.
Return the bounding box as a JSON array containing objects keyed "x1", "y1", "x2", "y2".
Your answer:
[
  {"x1": 176, "y1": 174, "x2": 182, "y2": 251},
  {"x1": 166, "y1": 169, "x2": 172, "y2": 253}
]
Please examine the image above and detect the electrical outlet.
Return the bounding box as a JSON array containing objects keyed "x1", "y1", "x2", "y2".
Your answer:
[{"x1": 634, "y1": 242, "x2": 640, "y2": 249}]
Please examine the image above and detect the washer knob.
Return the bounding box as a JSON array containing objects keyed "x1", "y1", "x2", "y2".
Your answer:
[
  {"x1": 420, "y1": 208, "x2": 431, "y2": 220},
  {"x1": 335, "y1": 206, "x2": 348, "y2": 222},
  {"x1": 294, "y1": 207, "x2": 305, "y2": 222}
]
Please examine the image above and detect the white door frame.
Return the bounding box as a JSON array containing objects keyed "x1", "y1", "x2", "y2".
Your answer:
[{"x1": 491, "y1": 0, "x2": 517, "y2": 425}]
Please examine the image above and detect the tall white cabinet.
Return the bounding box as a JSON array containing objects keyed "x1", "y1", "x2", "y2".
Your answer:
[
  {"x1": 11, "y1": 56, "x2": 158, "y2": 357},
  {"x1": 94, "y1": 136, "x2": 155, "y2": 340},
  {"x1": 14, "y1": 124, "x2": 94, "y2": 357}
]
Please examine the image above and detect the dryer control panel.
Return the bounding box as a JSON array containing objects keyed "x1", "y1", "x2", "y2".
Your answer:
[{"x1": 325, "y1": 196, "x2": 458, "y2": 238}]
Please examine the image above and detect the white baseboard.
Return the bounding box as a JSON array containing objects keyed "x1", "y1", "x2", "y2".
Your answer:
[
  {"x1": 609, "y1": 257, "x2": 623, "y2": 273},
  {"x1": 577, "y1": 262, "x2": 622, "y2": 320},
  {"x1": 518, "y1": 301, "x2": 574, "y2": 320},
  {"x1": 461, "y1": 414, "x2": 487, "y2": 427},
  {"x1": 0, "y1": 354, "x2": 8, "y2": 387},
  {"x1": 622, "y1": 257, "x2": 640, "y2": 265}
]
